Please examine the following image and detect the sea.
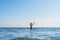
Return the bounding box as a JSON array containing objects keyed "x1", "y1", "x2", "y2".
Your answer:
[{"x1": 0, "y1": 27, "x2": 60, "y2": 40}]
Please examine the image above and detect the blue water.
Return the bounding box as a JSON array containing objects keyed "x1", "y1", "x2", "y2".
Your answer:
[{"x1": 0, "y1": 27, "x2": 60, "y2": 40}]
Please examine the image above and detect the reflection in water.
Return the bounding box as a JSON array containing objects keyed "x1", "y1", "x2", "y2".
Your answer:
[{"x1": 30, "y1": 29, "x2": 32, "y2": 37}]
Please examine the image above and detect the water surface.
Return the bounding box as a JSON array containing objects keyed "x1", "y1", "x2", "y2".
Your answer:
[{"x1": 0, "y1": 27, "x2": 60, "y2": 40}]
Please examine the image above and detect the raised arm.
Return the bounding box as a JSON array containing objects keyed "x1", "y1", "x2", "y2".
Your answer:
[{"x1": 29, "y1": 22, "x2": 35, "y2": 26}]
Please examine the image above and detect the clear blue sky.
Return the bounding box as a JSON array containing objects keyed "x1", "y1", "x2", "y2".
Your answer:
[{"x1": 0, "y1": 0, "x2": 60, "y2": 27}]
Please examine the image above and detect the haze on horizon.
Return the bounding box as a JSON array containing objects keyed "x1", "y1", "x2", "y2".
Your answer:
[{"x1": 0, "y1": 0, "x2": 60, "y2": 27}]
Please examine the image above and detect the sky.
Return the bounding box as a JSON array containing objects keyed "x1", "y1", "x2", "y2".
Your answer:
[{"x1": 0, "y1": 0, "x2": 60, "y2": 27}]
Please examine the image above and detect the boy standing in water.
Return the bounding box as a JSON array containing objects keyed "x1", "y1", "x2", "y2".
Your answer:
[
  {"x1": 29, "y1": 22, "x2": 34, "y2": 37},
  {"x1": 29, "y1": 22, "x2": 34, "y2": 29}
]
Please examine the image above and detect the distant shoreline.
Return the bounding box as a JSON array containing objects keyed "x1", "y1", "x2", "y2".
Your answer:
[{"x1": 0, "y1": 27, "x2": 60, "y2": 29}]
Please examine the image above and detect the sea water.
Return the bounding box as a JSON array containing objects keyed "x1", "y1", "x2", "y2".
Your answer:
[{"x1": 0, "y1": 27, "x2": 60, "y2": 40}]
